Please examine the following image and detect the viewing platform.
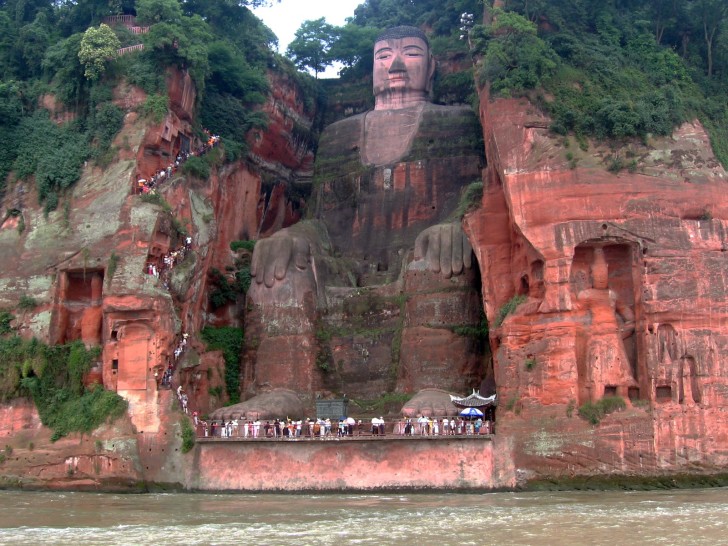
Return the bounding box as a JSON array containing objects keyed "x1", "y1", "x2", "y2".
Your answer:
[{"x1": 196, "y1": 433, "x2": 494, "y2": 443}]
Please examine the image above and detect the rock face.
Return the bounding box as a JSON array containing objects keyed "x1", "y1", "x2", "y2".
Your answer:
[
  {"x1": 0, "y1": 63, "x2": 318, "y2": 488},
  {"x1": 466, "y1": 92, "x2": 728, "y2": 479},
  {"x1": 3, "y1": 41, "x2": 728, "y2": 491}
]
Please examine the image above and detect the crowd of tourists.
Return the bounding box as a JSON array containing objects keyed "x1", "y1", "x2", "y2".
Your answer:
[
  {"x1": 194, "y1": 415, "x2": 494, "y2": 439},
  {"x1": 176, "y1": 385, "x2": 189, "y2": 414},
  {"x1": 135, "y1": 131, "x2": 220, "y2": 195},
  {"x1": 152, "y1": 331, "x2": 190, "y2": 395},
  {"x1": 145, "y1": 235, "x2": 192, "y2": 289},
  {"x1": 401, "y1": 416, "x2": 492, "y2": 435}
]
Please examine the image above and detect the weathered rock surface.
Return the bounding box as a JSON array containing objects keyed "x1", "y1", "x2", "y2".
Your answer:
[
  {"x1": 465, "y1": 92, "x2": 728, "y2": 480},
  {"x1": 3, "y1": 44, "x2": 728, "y2": 492},
  {"x1": 0, "y1": 64, "x2": 318, "y2": 488}
]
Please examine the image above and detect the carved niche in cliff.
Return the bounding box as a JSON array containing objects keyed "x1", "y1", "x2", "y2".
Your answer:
[
  {"x1": 52, "y1": 269, "x2": 104, "y2": 346},
  {"x1": 571, "y1": 242, "x2": 642, "y2": 404},
  {"x1": 654, "y1": 324, "x2": 702, "y2": 405},
  {"x1": 102, "y1": 312, "x2": 162, "y2": 393}
]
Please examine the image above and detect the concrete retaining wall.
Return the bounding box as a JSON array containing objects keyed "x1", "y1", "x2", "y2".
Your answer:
[{"x1": 189, "y1": 436, "x2": 516, "y2": 491}]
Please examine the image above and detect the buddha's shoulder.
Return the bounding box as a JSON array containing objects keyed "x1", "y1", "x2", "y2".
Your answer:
[
  {"x1": 419, "y1": 103, "x2": 479, "y2": 127},
  {"x1": 320, "y1": 113, "x2": 366, "y2": 141}
]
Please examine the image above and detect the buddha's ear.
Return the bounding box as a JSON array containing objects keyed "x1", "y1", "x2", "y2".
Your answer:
[{"x1": 426, "y1": 54, "x2": 436, "y2": 95}]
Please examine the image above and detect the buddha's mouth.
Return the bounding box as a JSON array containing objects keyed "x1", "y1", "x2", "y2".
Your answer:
[{"x1": 388, "y1": 75, "x2": 408, "y2": 84}]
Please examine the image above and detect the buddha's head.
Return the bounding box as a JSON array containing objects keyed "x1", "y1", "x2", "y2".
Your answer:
[{"x1": 373, "y1": 26, "x2": 435, "y2": 110}]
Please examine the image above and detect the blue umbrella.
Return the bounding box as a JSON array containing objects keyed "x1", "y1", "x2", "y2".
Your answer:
[{"x1": 459, "y1": 407, "x2": 484, "y2": 418}]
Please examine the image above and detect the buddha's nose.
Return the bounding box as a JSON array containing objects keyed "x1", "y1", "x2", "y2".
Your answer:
[{"x1": 388, "y1": 54, "x2": 406, "y2": 73}]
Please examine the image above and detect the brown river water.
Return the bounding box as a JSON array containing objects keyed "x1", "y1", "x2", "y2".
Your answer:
[{"x1": 1, "y1": 488, "x2": 727, "y2": 545}]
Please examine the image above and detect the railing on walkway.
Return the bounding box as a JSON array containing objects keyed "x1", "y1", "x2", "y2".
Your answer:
[
  {"x1": 117, "y1": 44, "x2": 145, "y2": 56},
  {"x1": 196, "y1": 419, "x2": 495, "y2": 440},
  {"x1": 103, "y1": 14, "x2": 136, "y2": 25},
  {"x1": 130, "y1": 26, "x2": 149, "y2": 35}
]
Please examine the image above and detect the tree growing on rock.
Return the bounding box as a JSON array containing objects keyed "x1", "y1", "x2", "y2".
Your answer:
[
  {"x1": 286, "y1": 17, "x2": 337, "y2": 78},
  {"x1": 78, "y1": 23, "x2": 120, "y2": 81}
]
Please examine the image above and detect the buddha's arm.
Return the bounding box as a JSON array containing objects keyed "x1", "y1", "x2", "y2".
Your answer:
[{"x1": 615, "y1": 296, "x2": 635, "y2": 339}]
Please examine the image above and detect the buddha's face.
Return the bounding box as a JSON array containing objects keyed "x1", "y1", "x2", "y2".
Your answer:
[{"x1": 373, "y1": 36, "x2": 434, "y2": 109}]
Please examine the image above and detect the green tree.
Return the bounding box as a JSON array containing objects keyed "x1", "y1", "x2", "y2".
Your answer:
[
  {"x1": 286, "y1": 17, "x2": 337, "y2": 78},
  {"x1": 477, "y1": 9, "x2": 558, "y2": 93},
  {"x1": 0, "y1": 11, "x2": 17, "y2": 78},
  {"x1": 205, "y1": 40, "x2": 268, "y2": 99},
  {"x1": 143, "y1": 15, "x2": 212, "y2": 88},
  {"x1": 136, "y1": 0, "x2": 183, "y2": 25},
  {"x1": 328, "y1": 23, "x2": 379, "y2": 77},
  {"x1": 351, "y1": 0, "x2": 420, "y2": 28},
  {"x1": 16, "y1": 12, "x2": 53, "y2": 78},
  {"x1": 42, "y1": 32, "x2": 86, "y2": 105},
  {"x1": 78, "y1": 23, "x2": 120, "y2": 81},
  {"x1": 716, "y1": 27, "x2": 728, "y2": 78},
  {"x1": 689, "y1": 0, "x2": 728, "y2": 77},
  {"x1": 183, "y1": 0, "x2": 277, "y2": 57}
]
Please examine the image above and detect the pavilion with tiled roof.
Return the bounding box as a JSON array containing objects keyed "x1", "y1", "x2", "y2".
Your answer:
[{"x1": 449, "y1": 390, "x2": 497, "y2": 408}]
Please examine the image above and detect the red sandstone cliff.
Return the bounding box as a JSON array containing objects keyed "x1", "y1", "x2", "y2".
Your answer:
[
  {"x1": 3, "y1": 46, "x2": 728, "y2": 492},
  {"x1": 0, "y1": 63, "x2": 318, "y2": 489},
  {"x1": 465, "y1": 90, "x2": 728, "y2": 482}
]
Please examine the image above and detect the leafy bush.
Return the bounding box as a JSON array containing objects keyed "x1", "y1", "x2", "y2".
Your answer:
[
  {"x1": 181, "y1": 156, "x2": 210, "y2": 180},
  {"x1": 140, "y1": 94, "x2": 169, "y2": 124},
  {"x1": 180, "y1": 418, "x2": 195, "y2": 453},
  {"x1": 495, "y1": 294, "x2": 527, "y2": 327},
  {"x1": 121, "y1": 53, "x2": 167, "y2": 94},
  {"x1": 207, "y1": 270, "x2": 232, "y2": 308},
  {"x1": 235, "y1": 267, "x2": 252, "y2": 294},
  {"x1": 0, "y1": 337, "x2": 127, "y2": 440},
  {"x1": 453, "y1": 181, "x2": 483, "y2": 218},
  {"x1": 18, "y1": 295, "x2": 37, "y2": 310},
  {"x1": 139, "y1": 192, "x2": 172, "y2": 212},
  {"x1": 13, "y1": 112, "x2": 89, "y2": 211},
  {"x1": 88, "y1": 102, "x2": 124, "y2": 158},
  {"x1": 434, "y1": 68, "x2": 476, "y2": 105},
  {"x1": 230, "y1": 240, "x2": 256, "y2": 253},
  {"x1": 201, "y1": 327, "x2": 243, "y2": 405},
  {"x1": 474, "y1": 11, "x2": 558, "y2": 94},
  {"x1": 0, "y1": 312, "x2": 13, "y2": 336},
  {"x1": 578, "y1": 396, "x2": 626, "y2": 425},
  {"x1": 199, "y1": 90, "x2": 268, "y2": 150}
]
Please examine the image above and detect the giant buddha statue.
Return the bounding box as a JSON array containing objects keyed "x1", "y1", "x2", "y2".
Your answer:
[{"x1": 233, "y1": 26, "x2": 486, "y2": 419}]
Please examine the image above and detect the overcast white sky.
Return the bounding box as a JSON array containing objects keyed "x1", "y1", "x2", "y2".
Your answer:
[{"x1": 252, "y1": 0, "x2": 364, "y2": 78}]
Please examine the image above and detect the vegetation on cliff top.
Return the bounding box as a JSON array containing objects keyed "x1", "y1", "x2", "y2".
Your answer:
[
  {"x1": 0, "y1": 0, "x2": 316, "y2": 210},
  {"x1": 469, "y1": 1, "x2": 728, "y2": 166},
  {"x1": 291, "y1": 0, "x2": 727, "y2": 166}
]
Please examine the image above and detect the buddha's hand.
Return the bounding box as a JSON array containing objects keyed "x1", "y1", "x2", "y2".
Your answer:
[
  {"x1": 414, "y1": 223, "x2": 473, "y2": 278},
  {"x1": 250, "y1": 229, "x2": 312, "y2": 288}
]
